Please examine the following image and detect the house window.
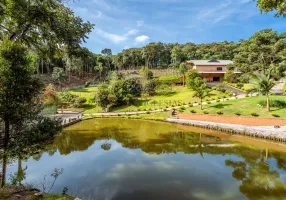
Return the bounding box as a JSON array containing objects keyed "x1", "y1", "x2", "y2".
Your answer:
[{"x1": 217, "y1": 67, "x2": 222, "y2": 71}]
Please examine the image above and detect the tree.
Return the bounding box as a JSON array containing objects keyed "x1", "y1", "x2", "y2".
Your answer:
[
  {"x1": 0, "y1": 41, "x2": 62, "y2": 186},
  {"x1": 224, "y1": 71, "x2": 237, "y2": 83},
  {"x1": 140, "y1": 66, "x2": 153, "y2": 80},
  {"x1": 234, "y1": 29, "x2": 286, "y2": 75},
  {"x1": 101, "y1": 48, "x2": 112, "y2": 56},
  {"x1": 95, "y1": 62, "x2": 104, "y2": 80},
  {"x1": 186, "y1": 69, "x2": 201, "y2": 88},
  {"x1": 251, "y1": 71, "x2": 276, "y2": 112},
  {"x1": 0, "y1": 0, "x2": 94, "y2": 53},
  {"x1": 52, "y1": 67, "x2": 66, "y2": 85},
  {"x1": 191, "y1": 77, "x2": 210, "y2": 110},
  {"x1": 256, "y1": 0, "x2": 286, "y2": 17},
  {"x1": 95, "y1": 84, "x2": 112, "y2": 112},
  {"x1": 179, "y1": 62, "x2": 189, "y2": 87}
]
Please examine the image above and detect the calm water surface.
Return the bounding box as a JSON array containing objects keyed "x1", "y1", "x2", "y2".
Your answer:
[{"x1": 6, "y1": 119, "x2": 286, "y2": 200}]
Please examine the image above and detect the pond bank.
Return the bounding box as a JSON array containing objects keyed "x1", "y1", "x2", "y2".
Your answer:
[{"x1": 167, "y1": 118, "x2": 286, "y2": 142}]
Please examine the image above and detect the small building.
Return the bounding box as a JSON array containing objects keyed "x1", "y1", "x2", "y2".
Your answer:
[{"x1": 186, "y1": 59, "x2": 242, "y2": 83}]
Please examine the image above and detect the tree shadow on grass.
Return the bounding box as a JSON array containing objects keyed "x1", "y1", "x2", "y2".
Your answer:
[{"x1": 210, "y1": 103, "x2": 232, "y2": 109}]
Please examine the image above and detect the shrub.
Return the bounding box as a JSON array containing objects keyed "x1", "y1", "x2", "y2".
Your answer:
[
  {"x1": 155, "y1": 84, "x2": 172, "y2": 95},
  {"x1": 258, "y1": 100, "x2": 286, "y2": 108},
  {"x1": 216, "y1": 99, "x2": 220, "y2": 102},
  {"x1": 245, "y1": 94, "x2": 249, "y2": 97},
  {"x1": 163, "y1": 108, "x2": 167, "y2": 111},
  {"x1": 190, "y1": 109, "x2": 196, "y2": 113},
  {"x1": 146, "y1": 111, "x2": 151, "y2": 114},
  {"x1": 178, "y1": 108, "x2": 185, "y2": 113},
  {"x1": 189, "y1": 104, "x2": 193, "y2": 107},
  {"x1": 84, "y1": 81, "x2": 91, "y2": 88},
  {"x1": 74, "y1": 97, "x2": 87, "y2": 108},
  {"x1": 234, "y1": 111, "x2": 241, "y2": 116},
  {"x1": 271, "y1": 113, "x2": 280, "y2": 118},
  {"x1": 216, "y1": 110, "x2": 223, "y2": 115},
  {"x1": 179, "y1": 106, "x2": 185, "y2": 110},
  {"x1": 203, "y1": 111, "x2": 209, "y2": 114},
  {"x1": 250, "y1": 112, "x2": 259, "y2": 117},
  {"x1": 207, "y1": 101, "x2": 211, "y2": 104}
]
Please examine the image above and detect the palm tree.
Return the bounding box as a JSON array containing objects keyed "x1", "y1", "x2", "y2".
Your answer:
[
  {"x1": 95, "y1": 62, "x2": 103, "y2": 80},
  {"x1": 252, "y1": 72, "x2": 276, "y2": 112}
]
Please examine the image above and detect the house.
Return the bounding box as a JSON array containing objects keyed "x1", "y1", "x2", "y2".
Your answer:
[{"x1": 186, "y1": 59, "x2": 242, "y2": 83}]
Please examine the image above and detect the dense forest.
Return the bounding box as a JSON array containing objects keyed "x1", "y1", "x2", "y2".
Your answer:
[{"x1": 33, "y1": 28, "x2": 285, "y2": 84}]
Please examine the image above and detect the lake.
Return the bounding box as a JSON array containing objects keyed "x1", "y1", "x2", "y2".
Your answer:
[{"x1": 6, "y1": 119, "x2": 286, "y2": 200}]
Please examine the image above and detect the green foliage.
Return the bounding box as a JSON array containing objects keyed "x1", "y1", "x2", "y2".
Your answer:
[
  {"x1": 250, "y1": 112, "x2": 259, "y2": 117},
  {"x1": 216, "y1": 110, "x2": 223, "y2": 115},
  {"x1": 142, "y1": 80, "x2": 157, "y2": 95},
  {"x1": 271, "y1": 113, "x2": 280, "y2": 118},
  {"x1": 140, "y1": 66, "x2": 153, "y2": 80},
  {"x1": 186, "y1": 69, "x2": 201, "y2": 87},
  {"x1": 235, "y1": 111, "x2": 241, "y2": 116},
  {"x1": 52, "y1": 67, "x2": 66, "y2": 84},
  {"x1": 190, "y1": 109, "x2": 196, "y2": 113},
  {"x1": 84, "y1": 81, "x2": 91, "y2": 88},
  {"x1": 95, "y1": 84, "x2": 112, "y2": 111},
  {"x1": 234, "y1": 29, "x2": 286, "y2": 76},
  {"x1": 224, "y1": 71, "x2": 237, "y2": 83},
  {"x1": 258, "y1": 100, "x2": 286, "y2": 108},
  {"x1": 189, "y1": 76, "x2": 210, "y2": 110},
  {"x1": 203, "y1": 111, "x2": 209, "y2": 114},
  {"x1": 155, "y1": 84, "x2": 172, "y2": 95},
  {"x1": 256, "y1": 0, "x2": 286, "y2": 17}
]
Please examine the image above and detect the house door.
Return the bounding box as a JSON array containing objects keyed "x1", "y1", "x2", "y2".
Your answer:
[{"x1": 213, "y1": 77, "x2": 220, "y2": 82}]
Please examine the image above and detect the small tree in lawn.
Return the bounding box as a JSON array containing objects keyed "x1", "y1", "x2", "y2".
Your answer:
[
  {"x1": 186, "y1": 69, "x2": 201, "y2": 88},
  {"x1": 52, "y1": 67, "x2": 66, "y2": 86},
  {"x1": 252, "y1": 72, "x2": 276, "y2": 112},
  {"x1": 192, "y1": 77, "x2": 210, "y2": 110},
  {"x1": 179, "y1": 62, "x2": 189, "y2": 87}
]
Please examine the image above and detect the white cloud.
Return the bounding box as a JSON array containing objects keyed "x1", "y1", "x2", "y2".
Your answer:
[
  {"x1": 136, "y1": 20, "x2": 144, "y2": 27},
  {"x1": 126, "y1": 29, "x2": 139, "y2": 36},
  {"x1": 97, "y1": 29, "x2": 127, "y2": 43},
  {"x1": 96, "y1": 29, "x2": 139, "y2": 44},
  {"x1": 135, "y1": 35, "x2": 150, "y2": 43}
]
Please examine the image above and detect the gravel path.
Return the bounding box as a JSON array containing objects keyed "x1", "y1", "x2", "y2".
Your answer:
[{"x1": 167, "y1": 118, "x2": 286, "y2": 140}]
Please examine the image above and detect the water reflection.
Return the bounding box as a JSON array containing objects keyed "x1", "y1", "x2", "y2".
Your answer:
[{"x1": 5, "y1": 119, "x2": 286, "y2": 200}]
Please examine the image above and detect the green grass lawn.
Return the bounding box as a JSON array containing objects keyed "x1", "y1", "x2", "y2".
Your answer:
[
  {"x1": 184, "y1": 96, "x2": 286, "y2": 118},
  {"x1": 65, "y1": 86, "x2": 231, "y2": 113}
]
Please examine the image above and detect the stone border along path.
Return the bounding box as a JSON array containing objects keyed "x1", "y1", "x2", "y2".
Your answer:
[
  {"x1": 83, "y1": 94, "x2": 248, "y2": 117},
  {"x1": 167, "y1": 118, "x2": 286, "y2": 142}
]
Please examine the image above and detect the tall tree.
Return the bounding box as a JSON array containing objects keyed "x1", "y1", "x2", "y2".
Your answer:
[
  {"x1": 179, "y1": 62, "x2": 189, "y2": 87},
  {"x1": 234, "y1": 29, "x2": 286, "y2": 76}
]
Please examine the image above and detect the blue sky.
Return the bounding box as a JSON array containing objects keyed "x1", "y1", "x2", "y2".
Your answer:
[{"x1": 67, "y1": 0, "x2": 285, "y2": 54}]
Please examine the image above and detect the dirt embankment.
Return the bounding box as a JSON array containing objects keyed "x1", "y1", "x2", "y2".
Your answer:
[{"x1": 177, "y1": 113, "x2": 286, "y2": 126}]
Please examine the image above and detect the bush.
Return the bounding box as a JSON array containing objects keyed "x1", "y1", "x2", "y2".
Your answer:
[
  {"x1": 245, "y1": 94, "x2": 249, "y2": 97},
  {"x1": 207, "y1": 101, "x2": 211, "y2": 104},
  {"x1": 203, "y1": 111, "x2": 209, "y2": 114},
  {"x1": 146, "y1": 111, "x2": 151, "y2": 114},
  {"x1": 271, "y1": 113, "x2": 280, "y2": 118},
  {"x1": 234, "y1": 111, "x2": 241, "y2": 116},
  {"x1": 216, "y1": 99, "x2": 220, "y2": 102},
  {"x1": 179, "y1": 106, "x2": 185, "y2": 110},
  {"x1": 250, "y1": 112, "x2": 259, "y2": 117},
  {"x1": 190, "y1": 109, "x2": 196, "y2": 113},
  {"x1": 258, "y1": 100, "x2": 286, "y2": 108},
  {"x1": 74, "y1": 97, "x2": 87, "y2": 108},
  {"x1": 216, "y1": 110, "x2": 223, "y2": 115},
  {"x1": 84, "y1": 81, "x2": 91, "y2": 88}
]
